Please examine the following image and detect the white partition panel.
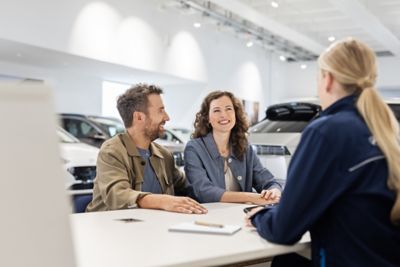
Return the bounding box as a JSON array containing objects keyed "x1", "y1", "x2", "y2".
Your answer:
[{"x1": 0, "y1": 83, "x2": 75, "y2": 267}]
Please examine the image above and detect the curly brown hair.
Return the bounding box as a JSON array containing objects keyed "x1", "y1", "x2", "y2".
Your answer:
[{"x1": 193, "y1": 91, "x2": 249, "y2": 160}]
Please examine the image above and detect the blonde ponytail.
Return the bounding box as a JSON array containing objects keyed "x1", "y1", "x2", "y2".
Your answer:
[
  {"x1": 357, "y1": 87, "x2": 400, "y2": 224},
  {"x1": 319, "y1": 38, "x2": 400, "y2": 224}
]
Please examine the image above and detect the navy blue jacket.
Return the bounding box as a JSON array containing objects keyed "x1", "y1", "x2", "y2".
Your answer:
[
  {"x1": 252, "y1": 95, "x2": 400, "y2": 267},
  {"x1": 184, "y1": 132, "x2": 281, "y2": 203}
]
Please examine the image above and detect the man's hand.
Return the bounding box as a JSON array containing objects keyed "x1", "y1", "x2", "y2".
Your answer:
[
  {"x1": 260, "y1": 188, "x2": 281, "y2": 202},
  {"x1": 138, "y1": 194, "x2": 207, "y2": 214},
  {"x1": 160, "y1": 195, "x2": 208, "y2": 214}
]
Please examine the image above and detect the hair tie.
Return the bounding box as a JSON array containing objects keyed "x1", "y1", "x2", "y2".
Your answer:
[{"x1": 357, "y1": 76, "x2": 374, "y2": 89}]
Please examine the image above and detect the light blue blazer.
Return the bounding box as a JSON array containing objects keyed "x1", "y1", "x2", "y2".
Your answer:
[{"x1": 184, "y1": 132, "x2": 281, "y2": 203}]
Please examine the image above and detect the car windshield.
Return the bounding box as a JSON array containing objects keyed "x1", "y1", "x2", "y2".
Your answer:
[
  {"x1": 158, "y1": 129, "x2": 184, "y2": 144},
  {"x1": 170, "y1": 128, "x2": 191, "y2": 143},
  {"x1": 57, "y1": 127, "x2": 80, "y2": 143},
  {"x1": 249, "y1": 120, "x2": 309, "y2": 133},
  {"x1": 90, "y1": 117, "x2": 125, "y2": 137},
  {"x1": 250, "y1": 102, "x2": 320, "y2": 133}
]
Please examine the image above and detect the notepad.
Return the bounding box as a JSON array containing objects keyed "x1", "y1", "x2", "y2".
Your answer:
[{"x1": 169, "y1": 222, "x2": 241, "y2": 235}]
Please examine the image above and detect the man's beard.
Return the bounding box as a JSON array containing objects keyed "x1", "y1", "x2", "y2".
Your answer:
[{"x1": 144, "y1": 121, "x2": 164, "y2": 141}]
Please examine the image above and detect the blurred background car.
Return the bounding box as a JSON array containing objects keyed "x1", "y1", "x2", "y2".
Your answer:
[
  {"x1": 60, "y1": 113, "x2": 111, "y2": 148},
  {"x1": 387, "y1": 101, "x2": 400, "y2": 123},
  {"x1": 86, "y1": 115, "x2": 125, "y2": 137},
  {"x1": 58, "y1": 127, "x2": 99, "y2": 190},
  {"x1": 249, "y1": 100, "x2": 400, "y2": 182},
  {"x1": 168, "y1": 127, "x2": 192, "y2": 143},
  {"x1": 59, "y1": 113, "x2": 186, "y2": 167},
  {"x1": 156, "y1": 128, "x2": 186, "y2": 167},
  {"x1": 248, "y1": 102, "x2": 321, "y2": 181}
]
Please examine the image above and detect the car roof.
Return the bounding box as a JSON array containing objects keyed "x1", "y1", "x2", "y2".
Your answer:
[
  {"x1": 60, "y1": 113, "x2": 87, "y2": 118},
  {"x1": 265, "y1": 102, "x2": 321, "y2": 121}
]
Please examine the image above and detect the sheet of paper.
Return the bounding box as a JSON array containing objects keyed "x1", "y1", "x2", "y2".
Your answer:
[{"x1": 169, "y1": 222, "x2": 241, "y2": 235}]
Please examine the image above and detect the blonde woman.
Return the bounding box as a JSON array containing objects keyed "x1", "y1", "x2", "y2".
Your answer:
[{"x1": 246, "y1": 38, "x2": 400, "y2": 267}]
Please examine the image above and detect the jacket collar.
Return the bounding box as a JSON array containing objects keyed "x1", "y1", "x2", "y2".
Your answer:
[
  {"x1": 119, "y1": 133, "x2": 164, "y2": 158},
  {"x1": 320, "y1": 94, "x2": 357, "y2": 118},
  {"x1": 201, "y1": 132, "x2": 237, "y2": 160}
]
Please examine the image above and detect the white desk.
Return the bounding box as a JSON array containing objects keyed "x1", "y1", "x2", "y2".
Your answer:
[{"x1": 70, "y1": 203, "x2": 310, "y2": 267}]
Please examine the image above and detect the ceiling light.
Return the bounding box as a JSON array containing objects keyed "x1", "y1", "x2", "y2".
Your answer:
[
  {"x1": 279, "y1": 55, "x2": 286, "y2": 61},
  {"x1": 300, "y1": 64, "x2": 307, "y2": 69},
  {"x1": 246, "y1": 41, "x2": 254, "y2": 47},
  {"x1": 193, "y1": 22, "x2": 201, "y2": 28},
  {"x1": 328, "y1": 36, "x2": 335, "y2": 42},
  {"x1": 271, "y1": 1, "x2": 279, "y2": 8}
]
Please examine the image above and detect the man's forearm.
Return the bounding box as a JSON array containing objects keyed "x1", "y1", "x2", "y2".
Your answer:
[{"x1": 137, "y1": 194, "x2": 165, "y2": 210}]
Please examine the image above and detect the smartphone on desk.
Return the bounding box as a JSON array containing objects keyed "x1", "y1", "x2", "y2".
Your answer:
[{"x1": 243, "y1": 203, "x2": 278, "y2": 214}]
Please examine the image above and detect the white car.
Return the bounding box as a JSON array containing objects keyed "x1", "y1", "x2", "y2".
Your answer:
[
  {"x1": 169, "y1": 127, "x2": 192, "y2": 143},
  {"x1": 57, "y1": 127, "x2": 99, "y2": 189},
  {"x1": 249, "y1": 100, "x2": 400, "y2": 181},
  {"x1": 155, "y1": 128, "x2": 186, "y2": 168},
  {"x1": 248, "y1": 102, "x2": 321, "y2": 181}
]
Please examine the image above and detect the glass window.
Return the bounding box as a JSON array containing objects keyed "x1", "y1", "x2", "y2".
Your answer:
[
  {"x1": 57, "y1": 127, "x2": 79, "y2": 143},
  {"x1": 79, "y1": 121, "x2": 96, "y2": 136},
  {"x1": 63, "y1": 119, "x2": 79, "y2": 137},
  {"x1": 159, "y1": 130, "x2": 183, "y2": 144},
  {"x1": 89, "y1": 117, "x2": 125, "y2": 137}
]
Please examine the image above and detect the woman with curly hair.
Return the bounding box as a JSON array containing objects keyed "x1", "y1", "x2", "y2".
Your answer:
[{"x1": 184, "y1": 90, "x2": 282, "y2": 204}]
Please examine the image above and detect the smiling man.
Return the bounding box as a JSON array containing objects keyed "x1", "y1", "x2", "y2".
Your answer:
[{"x1": 86, "y1": 84, "x2": 207, "y2": 214}]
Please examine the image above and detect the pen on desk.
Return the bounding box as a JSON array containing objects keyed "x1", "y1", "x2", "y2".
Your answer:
[{"x1": 194, "y1": 221, "x2": 224, "y2": 228}]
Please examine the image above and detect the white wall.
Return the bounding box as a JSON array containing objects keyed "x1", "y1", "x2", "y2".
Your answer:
[
  {"x1": 0, "y1": 0, "x2": 279, "y2": 127},
  {"x1": 274, "y1": 56, "x2": 400, "y2": 102},
  {"x1": 0, "y1": 60, "x2": 103, "y2": 114},
  {"x1": 377, "y1": 57, "x2": 400, "y2": 89}
]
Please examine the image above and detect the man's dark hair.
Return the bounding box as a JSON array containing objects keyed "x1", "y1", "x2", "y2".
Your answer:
[{"x1": 117, "y1": 84, "x2": 163, "y2": 128}]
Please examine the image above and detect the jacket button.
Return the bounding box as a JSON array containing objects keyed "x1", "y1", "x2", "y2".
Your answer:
[
  {"x1": 228, "y1": 158, "x2": 232, "y2": 163},
  {"x1": 237, "y1": 176, "x2": 242, "y2": 181}
]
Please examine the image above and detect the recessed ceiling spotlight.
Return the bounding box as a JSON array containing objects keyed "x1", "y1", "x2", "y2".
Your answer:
[
  {"x1": 193, "y1": 22, "x2": 201, "y2": 28},
  {"x1": 300, "y1": 64, "x2": 307, "y2": 69},
  {"x1": 328, "y1": 36, "x2": 336, "y2": 42},
  {"x1": 246, "y1": 41, "x2": 254, "y2": 47},
  {"x1": 279, "y1": 55, "x2": 286, "y2": 61},
  {"x1": 271, "y1": 1, "x2": 279, "y2": 8}
]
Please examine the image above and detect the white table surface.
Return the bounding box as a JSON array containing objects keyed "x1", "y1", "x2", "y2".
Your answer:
[{"x1": 70, "y1": 203, "x2": 310, "y2": 267}]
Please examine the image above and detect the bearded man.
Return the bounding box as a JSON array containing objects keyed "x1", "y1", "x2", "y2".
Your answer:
[{"x1": 86, "y1": 84, "x2": 207, "y2": 214}]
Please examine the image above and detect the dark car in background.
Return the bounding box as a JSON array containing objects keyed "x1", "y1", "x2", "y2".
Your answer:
[
  {"x1": 87, "y1": 115, "x2": 126, "y2": 137},
  {"x1": 60, "y1": 113, "x2": 112, "y2": 148},
  {"x1": 387, "y1": 101, "x2": 400, "y2": 122}
]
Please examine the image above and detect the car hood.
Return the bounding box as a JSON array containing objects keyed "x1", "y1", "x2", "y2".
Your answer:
[
  {"x1": 248, "y1": 132, "x2": 301, "y2": 154},
  {"x1": 59, "y1": 142, "x2": 99, "y2": 167},
  {"x1": 154, "y1": 139, "x2": 185, "y2": 153}
]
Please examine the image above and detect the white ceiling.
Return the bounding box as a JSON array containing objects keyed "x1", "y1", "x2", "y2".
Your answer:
[
  {"x1": 235, "y1": 0, "x2": 400, "y2": 56},
  {"x1": 0, "y1": 38, "x2": 196, "y2": 86}
]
